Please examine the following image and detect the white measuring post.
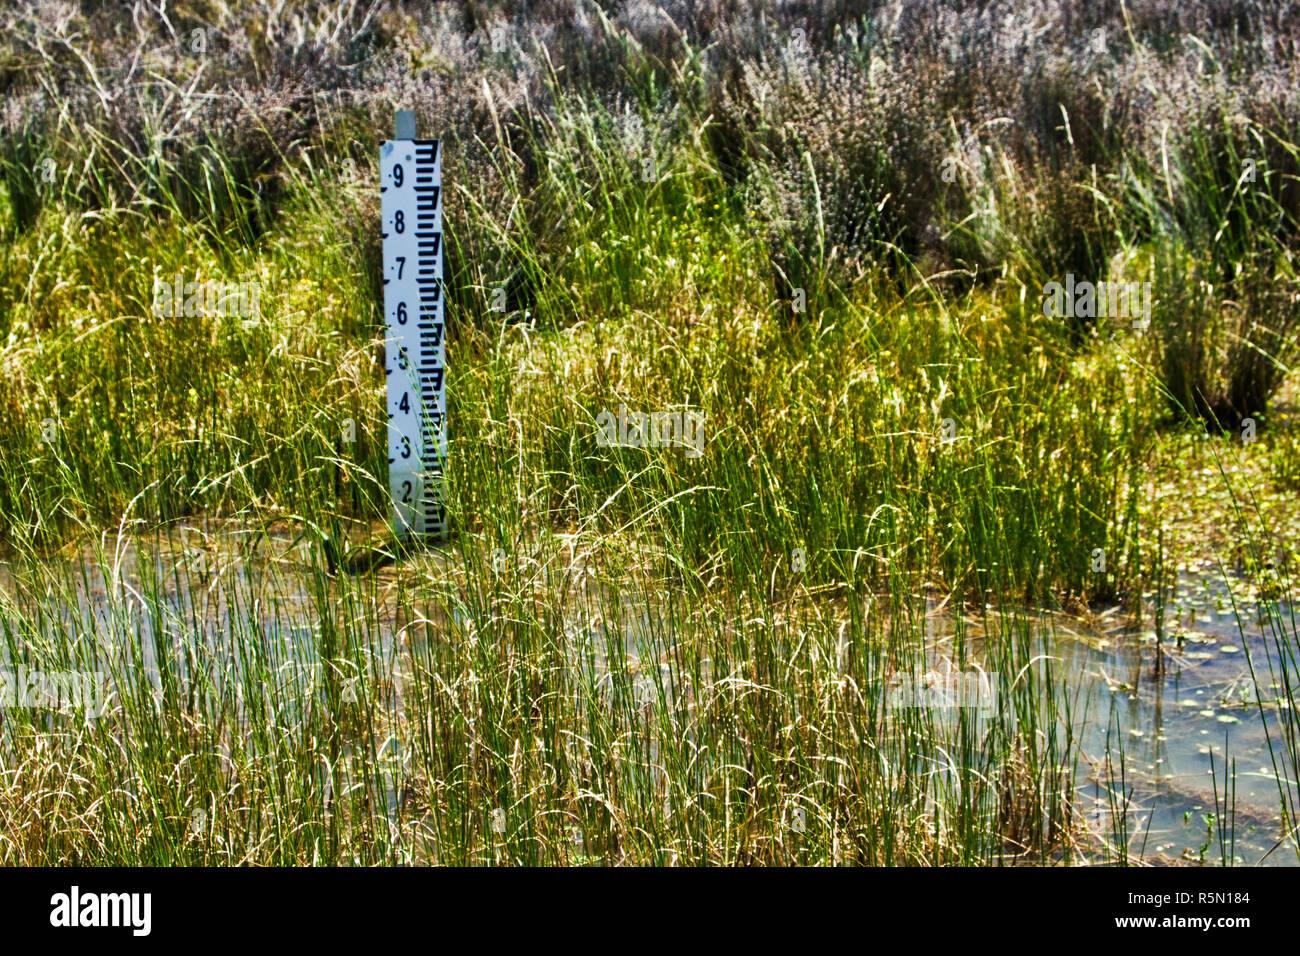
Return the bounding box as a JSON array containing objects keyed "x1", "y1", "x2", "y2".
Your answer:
[{"x1": 381, "y1": 110, "x2": 446, "y2": 540}]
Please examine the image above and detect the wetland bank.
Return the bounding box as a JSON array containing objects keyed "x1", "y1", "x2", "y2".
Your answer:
[
  {"x1": 2, "y1": 1, "x2": 1300, "y2": 865},
  {"x1": 2, "y1": 503, "x2": 1296, "y2": 866}
]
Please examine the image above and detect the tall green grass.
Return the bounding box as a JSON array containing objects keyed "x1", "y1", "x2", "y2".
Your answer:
[{"x1": 0, "y1": 0, "x2": 1298, "y2": 866}]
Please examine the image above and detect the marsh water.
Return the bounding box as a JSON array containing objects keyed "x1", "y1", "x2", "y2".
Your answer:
[
  {"x1": 2, "y1": 532, "x2": 1296, "y2": 865},
  {"x1": 1050, "y1": 579, "x2": 1299, "y2": 866}
]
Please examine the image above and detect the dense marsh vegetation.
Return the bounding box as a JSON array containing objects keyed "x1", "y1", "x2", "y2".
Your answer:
[{"x1": 0, "y1": 0, "x2": 1297, "y2": 865}]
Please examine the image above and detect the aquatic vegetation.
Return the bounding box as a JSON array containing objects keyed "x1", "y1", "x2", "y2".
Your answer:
[{"x1": 0, "y1": 0, "x2": 1297, "y2": 866}]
